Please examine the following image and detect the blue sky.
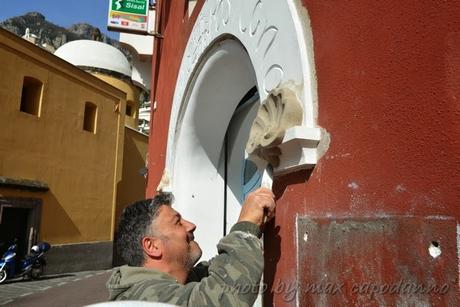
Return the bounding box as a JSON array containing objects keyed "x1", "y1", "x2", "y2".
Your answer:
[{"x1": 0, "y1": 0, "x2": 119, "y2": 40}]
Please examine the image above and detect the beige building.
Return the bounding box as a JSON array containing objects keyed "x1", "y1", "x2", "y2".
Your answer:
[{"x1": 0, "y1": 28, "x2": 148, "y2": 273}]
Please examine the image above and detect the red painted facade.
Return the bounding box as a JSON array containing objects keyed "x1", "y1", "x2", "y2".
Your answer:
[{"x1": 148, "y1": 0, "x2": 460, "y2": 305}]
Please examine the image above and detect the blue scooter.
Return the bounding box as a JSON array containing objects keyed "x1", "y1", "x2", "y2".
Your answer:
[{"x1": 0, "y1": 241, "x2": 51, "y2": 284}]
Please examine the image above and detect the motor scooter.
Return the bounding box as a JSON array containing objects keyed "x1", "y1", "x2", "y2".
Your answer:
[{"x1": 0, "y1": 241, "x2": 51, "y2": 284}]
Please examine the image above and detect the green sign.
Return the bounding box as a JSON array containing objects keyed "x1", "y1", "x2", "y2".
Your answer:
[{"x1": 111, "y1": 0, "x2": 147, "y2": 15}]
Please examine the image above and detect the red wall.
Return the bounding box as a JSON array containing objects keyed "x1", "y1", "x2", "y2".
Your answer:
[
  {"x1": 147, "y1": 0, "x2": 204, "y2": 195},
  {"x1": 266, "y1": 1, "x2": 460, "y2": 305},
  {"x1": 298, "y1": 0, "x2": 460, "y2": 217},
  {"x1": 149, "y1": 0, "x2": 460, "y2": 305}
]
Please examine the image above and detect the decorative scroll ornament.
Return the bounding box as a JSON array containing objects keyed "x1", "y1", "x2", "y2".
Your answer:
[{"x1": 246, "y1": 87, "x2": 304, "y2": 167}]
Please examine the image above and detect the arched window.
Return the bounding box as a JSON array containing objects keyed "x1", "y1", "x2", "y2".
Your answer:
[{"x1": 20, "y1": 76, "x2": 43, "y2": 116}]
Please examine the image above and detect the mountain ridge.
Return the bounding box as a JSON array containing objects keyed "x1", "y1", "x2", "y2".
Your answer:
[{"x1": 0, "y1": 11, "x2": 118, "y2": 50}]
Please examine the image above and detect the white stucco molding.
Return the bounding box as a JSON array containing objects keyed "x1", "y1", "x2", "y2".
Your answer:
[
  {"x1": 276, "y1": 126, "x2": 323, "y2": 175},
  {"x1": 246, "y1": 86, "x2": 302, "y2": 167},
  {"x1": 166, "y1": 0, "x2": 327, "y2": 181},
  {"x1": 245, "y1": 84, "x2": 329, "y2": 175}
]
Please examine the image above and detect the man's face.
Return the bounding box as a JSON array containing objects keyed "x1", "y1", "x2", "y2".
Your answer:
[{"x1": 152, "y1": 206, "x2": 202, "y2": 270}]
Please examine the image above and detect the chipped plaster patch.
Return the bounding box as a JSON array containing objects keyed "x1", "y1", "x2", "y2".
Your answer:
[
  {"x1": 428, "y1": 241, "x2": 442, "y2": 258},
  {"x1": 457, "y1": 224, "x2": 459, "y2": 287},
  {"x1": 303, "y1": 232, "x2": 308, "y2": 242},
  {"x1": 316, "y1": 129, "x2": 331, "y2": 161},
  {"x1": 348, "y1": 182, "x2": 359, "y2": 190},
  {"x1": 325, "y1": 153, "x2": 351, "y2": 160}
]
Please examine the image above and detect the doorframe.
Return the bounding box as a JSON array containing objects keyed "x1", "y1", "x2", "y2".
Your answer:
[{"x1": 0, "y1": 197, "x2": 42, "y2": 253}]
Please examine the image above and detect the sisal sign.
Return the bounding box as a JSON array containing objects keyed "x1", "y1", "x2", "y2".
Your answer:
[{"x1": 107, "y1": 0, "x2": 149, "y2": 33}]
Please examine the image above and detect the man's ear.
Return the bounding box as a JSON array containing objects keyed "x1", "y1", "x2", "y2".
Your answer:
[{"x1": 141, "y1": 236, "x2": 162, "y2": 259}]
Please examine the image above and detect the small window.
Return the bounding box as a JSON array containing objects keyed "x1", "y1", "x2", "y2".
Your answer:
[
  {"x1": 126, "y1": 103, "x2": 133, "y2": 117},
  {"x1": 20, "y1": 77, "x2": 43, "y2": 116},
  {"x1": 83, "y1": 102, "x2": 97, "y2": 133}
]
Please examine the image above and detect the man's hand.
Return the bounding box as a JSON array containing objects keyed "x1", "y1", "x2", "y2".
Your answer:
[{"x1": 238, "y1": 187, "x2": 276, "y2": 227}]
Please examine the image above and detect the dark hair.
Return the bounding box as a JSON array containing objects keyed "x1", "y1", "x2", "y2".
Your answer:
[{"x1": 116, "y1": 193, "x2": 174, "y2": 266}]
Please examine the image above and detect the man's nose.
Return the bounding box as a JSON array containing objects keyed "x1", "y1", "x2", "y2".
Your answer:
[{"x1": 183, "y1": 219, "x2": 196, "y2": 232}]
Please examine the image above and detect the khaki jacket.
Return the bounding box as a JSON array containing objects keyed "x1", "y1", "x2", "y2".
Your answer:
[{"x1": 107, "y1": 222, "x2": 263, "y2": 307}]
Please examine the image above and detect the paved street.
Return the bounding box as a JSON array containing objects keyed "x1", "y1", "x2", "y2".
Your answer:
[{"x1": 0, "y1": 269, "x2": 112, "y2": 306}]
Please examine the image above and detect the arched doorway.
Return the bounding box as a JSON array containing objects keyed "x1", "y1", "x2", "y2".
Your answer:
[{"x1": 171, "y1": 39, "x2": 260, "y2": 259}]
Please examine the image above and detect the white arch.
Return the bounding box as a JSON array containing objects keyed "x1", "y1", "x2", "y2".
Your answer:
[
  {"x1": 172, "y1": 39, "x2": 257, "y2": 259},
  {"x1": 167, "y1": 0, "x2": 322, "y2": 181},
  {"x1": 164, "y1": 0, "x2": 323, "y2": 258}
]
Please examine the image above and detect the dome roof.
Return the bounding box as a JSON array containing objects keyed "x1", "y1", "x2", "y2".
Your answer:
[{"x1": 55, "y1": 40, "x2": 131, "y2": 77}]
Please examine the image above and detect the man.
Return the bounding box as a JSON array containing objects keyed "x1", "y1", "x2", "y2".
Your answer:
[{"x1": 107, "y1": 187, "x2": 276, "y2": 306}]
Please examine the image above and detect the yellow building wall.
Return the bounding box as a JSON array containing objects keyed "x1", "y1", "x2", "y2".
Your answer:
[
  {"x1": 115, "y1": 127, "x2": 148, "y2": 228},
  {"x1": 0, "y1": 29, "x2": 126, "y2": 244},
  {"x1": 94, "y1": 74, "x2": 140, "y2": 130}
]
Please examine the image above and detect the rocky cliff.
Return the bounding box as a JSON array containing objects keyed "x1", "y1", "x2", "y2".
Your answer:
[{"x1": 0, "y1": 12, "x2": 118, "y2": 50}]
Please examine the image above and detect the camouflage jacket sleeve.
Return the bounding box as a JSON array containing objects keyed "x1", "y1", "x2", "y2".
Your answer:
[
  {"x1": 129, "y1": 221, "x2": 263, "y2": 306},
  {"x1": 186, "y1": 261, "x2": 210, "y2": 282}
]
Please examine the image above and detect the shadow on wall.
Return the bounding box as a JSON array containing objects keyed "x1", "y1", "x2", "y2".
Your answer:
[
  {"x1": 115, "y1": 129, "x2": 148, "y2": 228},
  {"x1": 42, "y1": 191, "x2": 113, "y2": 274},
  {"x1": 113, "y1": 129, "x2": 148, "y2": 266},
  {"x1": 264, "y1": 168, "x2": 313, "y2": 306},
  {"x1": 40, "y1": 191, "x2": 81, "y2": 242},
  {"x1": 159, "y1": 0, "x2": 172, "y2": 31}
]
